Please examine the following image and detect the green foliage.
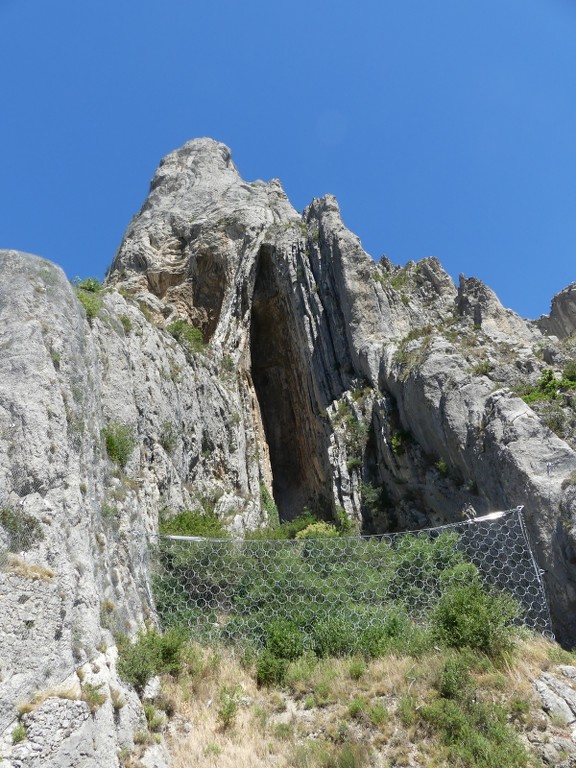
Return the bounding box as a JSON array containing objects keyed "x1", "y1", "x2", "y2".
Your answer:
[
  {"x1": 312, "y1": 617, "x2": 356, "y2": 658},
  {"x1": 563, "y1": 360, "x2": 576, "y2": 383},
  {"x1": 119, "y1": 314, "x2": 132, "y2": 333},
  {"x1": 295, "y1": 522, "x2": 339, "y2": 540},
  {"x1": 246, "y1": 511, "x2": 317, "y2": 540},
  {"x1": 517, "y1": 367, "x2": 576, "y2": 403},
  {"x1": 143, "y1": 702, "x2": 164, "y2": 732},
  {"x1": 421, "y1": 695, "x2": 529, "y2": 768},
  {"x1": 222, "y1": 354, "x2": 235, "y2": 373},
  {"x1": 117, "y1": 628, "x2": 186, "y2": 693},
  {"x1": 159, "y1": 509, "x2": 229, "y2": 538},
  {"x1": 81, "y1": 682, "x2": 107, "y2": 713},
  {"x1": 359, "y1": 482, "x2": 388, "y2": 519},
  {"x1": 217, "y1": 685, "x2": 240, "y2": 730},
  {"x1": 167, "y1": 318, "x2": 205, "y2": 354},
  {"x1": 76, "y1": 288, "x2": 102, "y2": 323},
  {"x1": 265, "y1": 619, "x2": 306, "y2": 660},
  {"x1": 74, "y1": 277, "x2": 103, "y2": 323},
  {"x1": 435, "y1": 458, "x2": 450, "y2": 478},
  {"x1": 390, "y1": 429, "x2": 411, "y2": 455},
  {"x1": 102, "y1": 423, "x2": 135, "y2": 468},
  {"x1": 357, "y1": 609, "x2": 411, "y2": 658},
  {"x1": 75, "y1": 277, "x2": 102, "y2": 292},
  {"x1": 0, "y1": 507, "x2": 44, "y2": 552},
  {"x1": 368, "y1": 702, "x2": 388, "y2": 726},
  {"x1": 431, "y1": 576, "x2": 520, "y2": 658},
  {"x1": 256, "y1": 650, "x2": 287, "y2": 686},
  {"x1": 439, "y1": 655, "x2": 473, "y2": 699},
  {"x1": 348, "y1": 696, "x2": 366, "y2": 719},
  {"x1": 471, "y1": 360, "x2": 493, "y2": 376},
  {"x1": 12, "y1": 723, "x2": 26, "y2": 744},
  {"x1": 333, "y1": 506, "x2": 356, "y2": 535},
  {"x1": 260, "y1": 483, "x2": 280, "y2": 527}
]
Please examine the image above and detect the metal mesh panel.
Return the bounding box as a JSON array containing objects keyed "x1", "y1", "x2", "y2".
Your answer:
[{"x1": 151, "y1": 508, "x2": 553, "y2": 645}]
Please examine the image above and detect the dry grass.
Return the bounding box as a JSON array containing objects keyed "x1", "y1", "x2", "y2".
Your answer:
[
  {"x1": 18, "y1": 683, "x2": 82, "y2": 718},
  {"x1": 159, "y1": 647, "x2": 448, "y2": 768},
  {"x1": 163, "y1": 651, "x2": 292, "y2": 768},
  {"x1": 129, "y1": 636, "x2": 576, "y2": 768},
  {"x1": 6, "y1": 554, "x2": 55, "y2": 581}
]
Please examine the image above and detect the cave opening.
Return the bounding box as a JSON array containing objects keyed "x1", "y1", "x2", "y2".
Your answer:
[{"x1": 250, "y1": 246, "x2": 332, "y2": 522}]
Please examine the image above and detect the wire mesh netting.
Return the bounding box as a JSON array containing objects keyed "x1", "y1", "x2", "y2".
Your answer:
[{"x1": 151, "y1": 507, "x2": 553, "y2": 646}]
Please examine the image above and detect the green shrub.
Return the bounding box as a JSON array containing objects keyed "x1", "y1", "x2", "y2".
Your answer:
[
  {"x1": 265, "y1": 619, "x2": 306, "y2": 660},
  {"x1": 119, "y1": 314, "x2": 132, "y2": 333},
  {"x1": 295, "y1": 521, "x2": 339, "y2": 540},
  {"x1": 256, "y1": 650, "x2": 287, "y2": 686},
  {"x1": 472, "y1": 360, "x2": 493, "y2": 376},
  {"x1": 517, "y1": 367, "x2": 576, "y2": 403},
  {"x1": 102, "y1": 423, "x2": 135, "y2": 468},
  {"x1": 358, "y1": 610, "x2": 410, "y2": 658},
  {"x1": 348, "y1": 657, "x2": 366, "y2": 680},
  {"x1": 117, "y1": 628, "x2": 186, "y2": 693},
  {"x1": 144, "y1": 702, "x2": 164, "y2": 732},
  {"x1": 421, "y1": 696, "x2": 529, "y2": 768},
  {"x1": 159, "y1": 509, "x2": 229, "y2": 538},
  {"x1": 563, "y1": 360, "x2": 576, "y2": 383},
  {"x1": 167, "y1": 319, "x2": 205, "y2": 354},
  {"x1": 439, "y1": 655, "x2": 473, "y2": 699},
  {"x1": 348, "y1": 696, "x2": 366, "y2": 719},
  {"x1": 76, "y1": 289, "x2": 102, "y2": 323},
  {"x1": 12, "y1": 723, "x2": 26, "y2": 744},
  {"x1": 435, "y1": 458, "x2": 449, "y2": 478},
  {"x1": 333, "y1": 505, "x2": 356, "y2": 534},
  {"x1": 390, "y1": 430, "x2": 411, "y2": 455},
  {"x1": 0, "y1": 507, "x2": 44, "y2": 552},
  {"x1": 368, "y1": 702, "x2": 388, "y2": 726},
  {"x1": 431, "y1": 579, "x2": 520, "y2": 658},
  {"x1": 81, "y1": 682, "x2": 107, "y2": 713},
  {"x1": 75, "y1": 277, "x2": 102, "y2": 292},
  {"x1": 312, "y1": 617, "x2": 356, "y2": 658},
  {"x1": 217, "y1": 685, "x2": 240, "y2": 730},
  {"x1": 246, "y1": 511, "x2": 317, "y2": 540}
]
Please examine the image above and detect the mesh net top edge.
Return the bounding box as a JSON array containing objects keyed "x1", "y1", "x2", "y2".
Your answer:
[{"x1": 153, "y1": 507, "x2": 523, "y2": 544}]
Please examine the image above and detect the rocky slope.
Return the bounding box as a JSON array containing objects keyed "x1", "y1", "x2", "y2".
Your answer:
[{"x1": 1, "y1": 137, "x2": 576, "y2": 765}]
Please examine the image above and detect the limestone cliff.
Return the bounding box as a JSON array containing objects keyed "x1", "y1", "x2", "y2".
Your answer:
[{"x1": 1, "y1": 137, "x2": 576, "y2": 765}]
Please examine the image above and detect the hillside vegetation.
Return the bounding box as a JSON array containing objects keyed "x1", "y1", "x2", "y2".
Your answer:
[{"x1": 118, "y1": 631, "x2": 576, "y2": 768}]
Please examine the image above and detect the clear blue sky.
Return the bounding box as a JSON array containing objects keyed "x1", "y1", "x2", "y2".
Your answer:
[{"x1": 1, "y1": 0, "x2": 575, "y2": 319}]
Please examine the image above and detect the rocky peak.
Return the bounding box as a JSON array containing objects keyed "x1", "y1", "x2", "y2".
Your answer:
[
  {"x1": 456, "y1": 274, "x2": 538, "y2": 342},
  {"x1": 538, "y1": 282, "x2": 576, "y2": 339}
]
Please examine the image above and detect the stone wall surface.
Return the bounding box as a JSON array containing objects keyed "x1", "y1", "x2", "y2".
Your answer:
[{"x1": 2, "y1": 137, "x2": 576, "y2": 764}]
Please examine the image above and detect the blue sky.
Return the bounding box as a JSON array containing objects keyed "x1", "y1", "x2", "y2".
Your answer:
[{"x1": 1, "y1": 0, "x2": 575, "y2": 319}]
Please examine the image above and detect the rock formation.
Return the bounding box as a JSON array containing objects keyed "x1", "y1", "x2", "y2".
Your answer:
[{"x1": 1, "y1": 137, "x2": 576, "y2": 764}]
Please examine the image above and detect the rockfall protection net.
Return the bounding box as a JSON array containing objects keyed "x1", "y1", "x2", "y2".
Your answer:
[{"x1": 150, "y1": 507, "x2": 553, "y2": 645}]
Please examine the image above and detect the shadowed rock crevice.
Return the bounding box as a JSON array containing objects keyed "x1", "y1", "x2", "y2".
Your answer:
[{"x1": 250, "y1": 246, "x2": 332, "y2": 521}]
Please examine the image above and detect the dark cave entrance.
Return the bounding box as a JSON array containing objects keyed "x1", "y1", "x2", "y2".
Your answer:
[{"x1": 250, "y1": 246, "x2": 331, "y2": 522}]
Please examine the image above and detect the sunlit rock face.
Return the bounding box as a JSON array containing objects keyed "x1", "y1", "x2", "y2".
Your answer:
[{"x1": 2, "y1": 137, "x2": 576, "y2": 761}]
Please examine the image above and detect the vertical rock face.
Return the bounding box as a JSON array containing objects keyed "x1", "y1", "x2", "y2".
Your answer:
[
  {"x1": 2, "y1": 137, "x2": 576, "y2": 760},
  {"x1": 0, "y1": 253, "x2": 148, "y2": 765}
]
